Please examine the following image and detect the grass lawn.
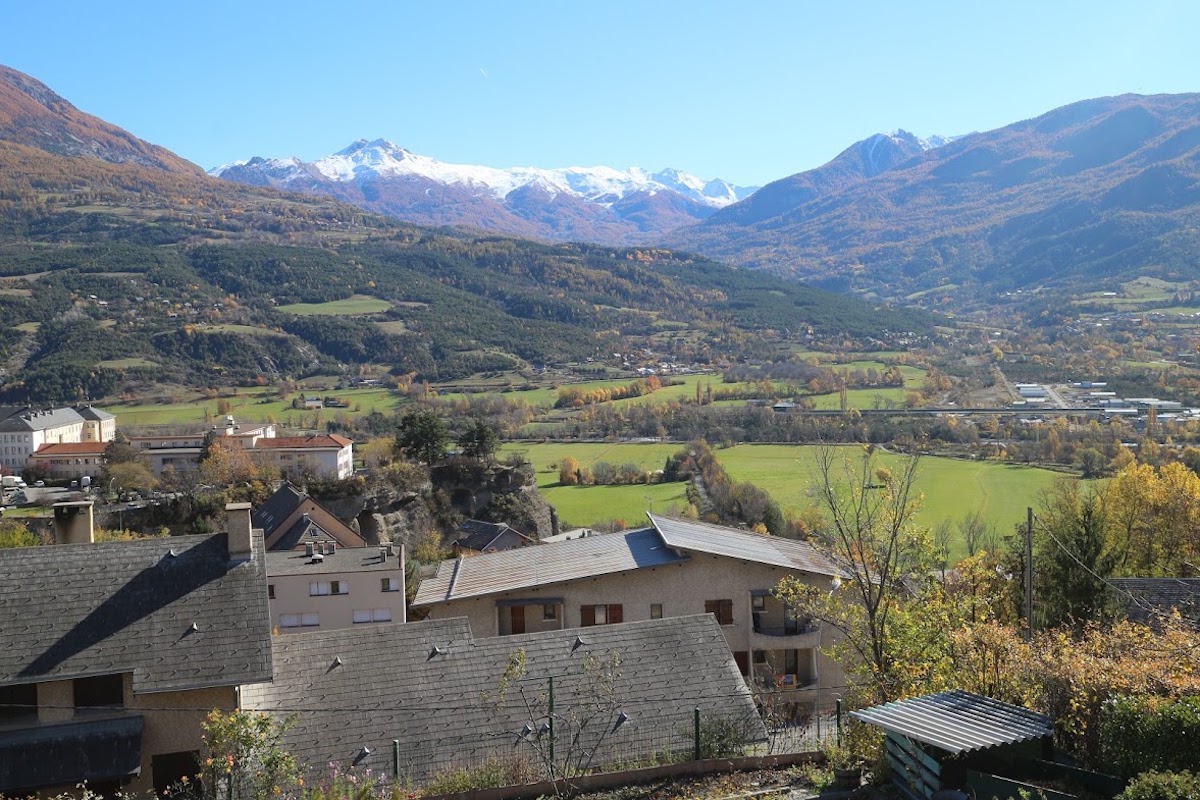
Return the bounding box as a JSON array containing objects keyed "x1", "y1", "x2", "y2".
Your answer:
[
  {"x1": 276, "y1": 294, "x2": 391, "y2": 315},
  {"x1": 96, "y1": 358, "x2": 157, "y2": 369},
  {"x1": 506, "y1": 442, "x2": 1073, "y2": 560},
  {"x1": 111, "y1": 387, "x2": 401, "y2": 426}
]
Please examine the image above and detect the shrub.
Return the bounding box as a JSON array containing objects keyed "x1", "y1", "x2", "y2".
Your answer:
[
  {"x1": 1102, "y1": 695, "x2": 1200, "y2": 779},
  {"x1": 1115, "y1": 771, "x2": 1200, "y2": 800}
]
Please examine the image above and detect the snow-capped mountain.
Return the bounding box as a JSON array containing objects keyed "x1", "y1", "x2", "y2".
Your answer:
[{"x1": 211, "y1": 140, "x2": 757, "y2": 245}]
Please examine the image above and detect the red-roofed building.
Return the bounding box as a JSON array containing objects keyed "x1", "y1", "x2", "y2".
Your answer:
[
  {"x1": 29, "y1": 441, "x2": 108, "y2": 479},
  {"x1": 250, "y1": 434, "x2": 354, "y2": 479}
]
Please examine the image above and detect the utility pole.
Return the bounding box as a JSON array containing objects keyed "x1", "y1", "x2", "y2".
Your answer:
[{"x1": 1025, "y1": 507, "x2": 1034, "y2": 642}]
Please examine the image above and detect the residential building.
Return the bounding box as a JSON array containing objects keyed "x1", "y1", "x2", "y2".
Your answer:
[
  {"x1": 266, "y1": 542, "x2": 405, "y2": 633},
  {"x1": 452, "y1": 518, "x2": 535, "y2": 555},
  {"x1": 240, "y1": 615, "x2": 764, "y2": 786},
  {"x1": 414, "y1": 513, "x2": 846, "y2": 711},
  {"x1": 126, "y1": 420, "x2": 352, "y2": 480},
  {"x1": 253, "y1": 482, "x2": 368, "y2": 551},
  {"x1": 251, "y1": 434, "x2": 354, "y2": 480},
  {"x1": 75, "y1": 405, "x2": 117, "y2": 443},
  {"x1": 0, "y1": 407, "x2": 104, "y2": 473},
  {"x1": 28, "y1": 441, "x2": 108, "y2": 480},
  {"x1": 0, "y1": 503, "x2": 272, "y2": 796}
]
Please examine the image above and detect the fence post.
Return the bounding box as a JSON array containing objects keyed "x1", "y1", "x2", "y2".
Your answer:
[
  {"x1": 693, "y1": 707, "x2": 701, "y2": 761},
  {"x1": 392, "y1": 739, "x2": 400, "y2": 780},
  {"x1": 836, "y1": 699, "x2": 842, "y2": 746},
  {"x1": 548, "y1": 676, "x2": 555, "y2": 768}
]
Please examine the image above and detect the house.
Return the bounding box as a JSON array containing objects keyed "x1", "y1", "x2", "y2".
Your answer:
[
  {"x1": 251, "y1": 434, "x2": 354, "y2": 480},
  {"x1": 240, "y1": 615, "x2": 765, "y2": 786},
  {"x1": 266, "y1": 542, "x2": 405, "y2": 633},
  {"x1": 252, "y1": 482, "x2": 367, "y2": 551},
  {"x1": 75, "y1": 405, "x2": 117, "y2": 443},
  {"x1": 0, "y1": 406, "x2": 112, "y2": 473},
  {"x1": 28, "y1": 441, "x2": 109, "y2": 480},
  {"x1": 1110, "y1": 578, "x2": 1200, "y2": 629},
  {"x1": 414, "y1": 513, "x2": 845, "y2": 711},
  {"x1": 0, "y1": 503, "x2": 272, "y2": 797},
  {"x1": 452, "y1": 519, "x2": 535, "y2": 555}
]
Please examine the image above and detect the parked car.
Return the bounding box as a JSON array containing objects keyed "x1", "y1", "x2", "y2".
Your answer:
[{"x1": 33, "y1": 480, "x2": 45, "y2": 488}]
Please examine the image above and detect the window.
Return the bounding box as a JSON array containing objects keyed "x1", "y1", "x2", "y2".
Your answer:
[
  {"x1": 381, "y1": 577, "x2": 400, "y2": 592},
  {"x1": 74, "y1": 674, "x2": 124, "y2": 709},
  {"x1": 650, "y1": 603, "x2": 663, "y2": 619},
  {"x1": 280, "y1": 614, "x2": 300, "y2": 628},
  {"x1": 0, "y1": 682, "x2": 37, "y2": 722},
  {"x1": 705, "y1": 599, "x2": 734, "y2": 626},
  {"x1": 752, "y1": 595, "x2": 766, "y2": 611},
  {"x1": 309, "y1": 581, "x2": 348, "y2": 596},
  {"x1": 543, "y1": 603, "x2": 557, "y2": 621},
  {"x1": 580, "y1": 604, "x2": 623, "y2": 626},
  {"x1": 268, "y1": 584, "x2": 275, "y2": 600},
  {"x1": 301, "y1": 612, "x2": 319, "y2": 627},
  {"x1": 353, "y1": 608, "x2": 393, "y2": 624}
]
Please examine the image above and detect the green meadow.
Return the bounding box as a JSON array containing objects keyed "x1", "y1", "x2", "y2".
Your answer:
[
  {"x1": 505, "y1": 442, "x2": 1070, "y2": 559},
  {"x1": 275, "y1": 294, "x2": 391, "y2": 315},
  {"x1": 110, "y1": 387, "x2": 402, "y2": 426}
]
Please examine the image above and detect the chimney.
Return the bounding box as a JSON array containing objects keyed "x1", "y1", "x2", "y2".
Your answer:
[
  {"x1": 379, "y1": 546, "x2": 388, "y2": 562},
  {"x1": 225, "y1": 502, "x2": 254, "y2": 562},
  {"x1": 53, "y1": 500, "x2": 94, "y2": 545}
]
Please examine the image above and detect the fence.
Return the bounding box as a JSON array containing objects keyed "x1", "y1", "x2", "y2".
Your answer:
[{"x1": 385, "y1": 697, "x2": 843, "y2": 792}]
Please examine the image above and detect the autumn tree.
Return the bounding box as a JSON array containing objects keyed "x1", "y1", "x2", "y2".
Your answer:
[
  {"x1": 106, "y1": 461, "x2": 158, "y2": 495},
  {"x1": 558, "y1": 456, "x2": 582, "y2": 486},
  {"x1": 199, "y1": 438, "x2": 259, "y2": 487},
  {"x1": 776, "y1": 446, "x2": 932, "y2": 703}
]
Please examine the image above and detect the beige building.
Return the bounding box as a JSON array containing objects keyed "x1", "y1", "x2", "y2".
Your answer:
[
  {"x1": 1, "y1": 406, "x2": 115, "y2": 474},
  {"x1": 0, "y1": 503, "x2": 272, "y2": 796},
  {"x1": 414, "y1": 513, "x2": 846, "y2": 715},
  {"x1": 28, "y1": 441, "x2": 108, "y2": 480},
  {"x1": 266, "y1": 542, "x2": 406, "y2": 633}
]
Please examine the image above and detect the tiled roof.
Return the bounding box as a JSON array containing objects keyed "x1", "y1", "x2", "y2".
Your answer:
[
  {"x1": 453, "y1": 519, "x2": 534, "y2": 551},
  {"x1": 252, "y1": 483, "x2": 307, "y2": 538},
  {"x1": 0, "y1": 534, "x2": 273, "y2": 693},
  {"x1": 648, "y1": 514, "x2": 839, "y2": 576},
  {"x1": 1111, "y1": 578, "x2": 1200, "y2": 627},
  {"x1": 32, "y1": 442, "x2": 108, "y2": 456},
  {"x1": 852, "y1": 690, "x2": 1053, "y2": 754},
  {"x1": 254, "y1": 435, "x2": 352, "y2": 449},
  {"x1": 240, "y1": 615, "x2": 764, "y2": 784},
  {"x1": 73, "y1": 405, "x2": 115, "y2": 421},
  {"x1": 413, "y1": 527, "x2": 688, "y2": 606},
  {"x1": 266, "y1": 545, "x2": 399, "y2": 576},
  {"x1": 0, "y1": 407, "x2": 85, "y2": 432}
]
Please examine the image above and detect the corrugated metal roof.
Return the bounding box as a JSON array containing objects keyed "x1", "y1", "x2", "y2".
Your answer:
[
  {"x1": 648, "y1": 513, "x2": 839, "y2": 576},
  {"x1": 413, "y1": 527, "x2": 687, "y2": 606},
  {"x1": 851, "y1": 690, "x2": 1053, "y2": 754}
]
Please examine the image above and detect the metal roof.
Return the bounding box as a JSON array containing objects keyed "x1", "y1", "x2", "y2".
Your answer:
[
  {"x1": 851, "y1": 690, "x2": 1053, "y2": 754},
  {"x1": 648, "y1": 513, "x2": 839, "y2": 576},
  {"x1": 413, "y1": 527, "x2": 688, "y2": 605}
]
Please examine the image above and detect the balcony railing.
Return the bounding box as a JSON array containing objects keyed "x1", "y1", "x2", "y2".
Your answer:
[{"x1": 752, "y1": 621, "x2": 819, "y2": 637}]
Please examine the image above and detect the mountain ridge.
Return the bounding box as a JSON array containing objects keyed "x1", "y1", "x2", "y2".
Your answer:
[{"x1": 211, "y1": 138, "x2": 758, "y2": 245}]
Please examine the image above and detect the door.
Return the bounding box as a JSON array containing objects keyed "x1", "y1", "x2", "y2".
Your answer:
[{"x1": 510, "y1": 605, "x2": 526, "y2": 634}]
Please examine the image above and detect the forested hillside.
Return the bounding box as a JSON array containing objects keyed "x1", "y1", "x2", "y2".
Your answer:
[{"x1": 0, "y1": 66, "x2": 936, "y2": 404}]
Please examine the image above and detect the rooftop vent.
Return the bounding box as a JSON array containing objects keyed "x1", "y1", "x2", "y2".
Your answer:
[
  {"x1": 428, "y1": 645, "x2": 448, "y2": 660},
  {"x1": 572, "y1": 636, "x2": 587, "y2": 652}
]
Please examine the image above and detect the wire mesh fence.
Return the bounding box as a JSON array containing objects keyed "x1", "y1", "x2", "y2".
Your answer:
[{"x1": 385, "y1": 695, "x2": 842, "y2": 791}]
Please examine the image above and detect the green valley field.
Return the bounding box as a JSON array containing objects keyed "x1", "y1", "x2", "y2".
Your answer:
[{"x1": 504, "y1": 442, "x2": 1072, "y2": 560}]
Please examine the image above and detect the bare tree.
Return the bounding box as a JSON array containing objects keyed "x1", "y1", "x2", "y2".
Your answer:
[{"x1": 776, "y1": 446, "x2": 933, "y2": 703}]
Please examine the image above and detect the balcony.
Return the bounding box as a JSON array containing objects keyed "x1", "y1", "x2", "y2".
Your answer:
[{"x1": 0, "y1": 712, "x2": 143, "y2": 794}]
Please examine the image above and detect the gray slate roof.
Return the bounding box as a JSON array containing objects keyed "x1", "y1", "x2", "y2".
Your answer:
[
  {"x1": 648, "y1": 514, "x2": 839, "y2": 576},
  {"x1": 0, "y1": 534, "x2": 273, "y2": 693},
  {"x1": 852, "y1": 690, "x2": 1053, "y2": 754},
  {"x1": 454, "y1": 519, "x2": 534, "y2": 551},
  {"x1": 252, "y1": 483, "x2": 308, "y2": 539},
  {"x1": 414, "y1": 514, "x2": 838, "y2": 607},
  {"x1": 74, "y1": 405, "x2": 115, "y2": 421},
  {"x1": 414, "y1": 527, "x2": 687, "y2": 606},
  {"x1": 266, "y1": 546, "x2": 399, "y2": 577},
  {"x1": 1111, "y1": 578, "x2": 1200, "y2": 627},
  {"x1": 0, "y1": 407, "x2": 85, "y2": 432},
  {"x1": 240, "y1": 615, "x2": 764, "y2": 785}
]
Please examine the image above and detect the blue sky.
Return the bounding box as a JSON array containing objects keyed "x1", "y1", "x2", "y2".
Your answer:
[{"x1": 2, "y1": 1, "x2": 1197, "y2": 185}]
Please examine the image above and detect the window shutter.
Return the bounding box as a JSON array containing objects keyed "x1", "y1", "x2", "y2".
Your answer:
[
  {"x1": 720, "y1": 599, "x2": 733, "y2": 625},
  {"x1": 580, "y1": 605, "x2": 596, "y2": 626},
  {"x1": 705, "y1": 600, "x2": 719, "y2": 617},
  {"x1": 609, "y1": 604, "x2": 623, "y2": 624}
]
